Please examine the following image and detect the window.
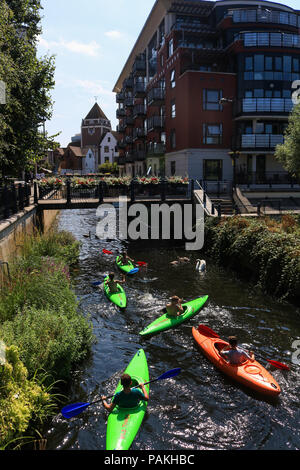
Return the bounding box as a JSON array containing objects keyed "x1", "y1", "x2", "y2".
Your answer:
[
  {"x1": 171, "y1": 100, "x2": 176, "y2": 118},
  {"x1": 168, "y1": 38, "x2": 174, "y2": 57},
  {"x1": 88, "y1": 128, "x2": 95, "y2": 135},
  {"x1": 170, "y1": 69, "x2": 176, "y2": 88},
  {"x1": 105, "y1": 157, "x2": 109, "y2": 163},
  {"x1": 203, "y1": 160, "x2": 223, "y2": 181},
  {"x1": 170, "y1": 129, "x2": 176, "y2": 149},
  {"x1": 171, "y1": 161, "x2": 176, "y2": 176},
  {"x1": 203, "y1": 123, "x2": 223, "y2": 144},
  {"x1": 203, "y1": 89, "x2": 223, "y2": 111},
  {"x1": 104, "y1": 146, "x2": 109, "y2": 153},
  {"x1": 245, "y1": 57, "x2": 253, "y2": 71}
]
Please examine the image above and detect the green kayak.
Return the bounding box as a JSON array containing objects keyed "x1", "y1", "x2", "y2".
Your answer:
[
  {"x1": 139, "y1": 295, "x2": 209, "y2": 337},
  {"x1": 106, "y1": 349, "x2": 149, "y2": 450},
  {"x1": 103, "y1": 276, "x2": 127, "y2": 309},
  {"x1": 116, "y1": 256, "x2": 139, "y2": 275}
]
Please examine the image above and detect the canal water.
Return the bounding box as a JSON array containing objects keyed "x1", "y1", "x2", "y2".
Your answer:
[{"x1": 45, "y1": 209, "x2": 300, "y2": 450}]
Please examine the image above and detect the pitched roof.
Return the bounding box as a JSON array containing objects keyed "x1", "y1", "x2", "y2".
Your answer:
[
  {"x1": 69, "y1": 146, "x2": 87, "y2": 157},
  {"x1": 84, "y1": 102, "x2": 109, "y2": 120}
]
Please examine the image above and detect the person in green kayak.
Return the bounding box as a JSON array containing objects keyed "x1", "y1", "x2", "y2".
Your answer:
[
  {"x1": 220, "y1": 336, "x2": 255, "y2": 365},
  {"x1": 104, "y1": 272, "x2": 126, "y2": 294},
  {"x1": 119, "y1": 250, "x2": 135, "y2": 266},
  {"x1": 166, "y1": 296, "x2": 184, "y2": 317},
  {"x1": 101, "y1": 373, "x2": 149, "y2": 411}
]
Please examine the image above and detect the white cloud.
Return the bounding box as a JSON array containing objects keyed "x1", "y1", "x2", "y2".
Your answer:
[
  {"x1": 104, "y1": 30, "x2": 123, "y2": 40},
  {"x1": 74, "y1": 79, "x2": 115, "y2": 98},
  {"x1": 38, "y1": 37, "x2": 101, "y2": 57}
]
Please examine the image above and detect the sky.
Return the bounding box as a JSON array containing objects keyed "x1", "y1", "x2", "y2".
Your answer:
[{"x1": 37, "y1": 0, "x2": 300, "y2": 148}]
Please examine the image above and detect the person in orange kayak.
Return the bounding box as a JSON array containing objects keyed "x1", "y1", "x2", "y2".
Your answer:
[
  {"x1": 166, "y1": 296, "x2": 184, "y2": 317},
  {"x1": 220, "y1": 336, "x2": 255, "y2": 365},
  {"x1": 101, "y1": 373, "x2": 149, "y2": 412},
  {"x1": 104, "y1": 272, "x2": 126, "y2": 294}
]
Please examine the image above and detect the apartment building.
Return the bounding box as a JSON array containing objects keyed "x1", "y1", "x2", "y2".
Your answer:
[{"x1": 114, "y1": 0, "x2": 300, "y2": 185}]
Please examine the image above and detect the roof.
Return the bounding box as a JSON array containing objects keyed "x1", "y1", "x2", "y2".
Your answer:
[
  {"x1": 68, "y1": 146, "x2": 87, "y2": 157},
  {"x1": 84, "y1": 102, "x2": 109, "y2": 121}
]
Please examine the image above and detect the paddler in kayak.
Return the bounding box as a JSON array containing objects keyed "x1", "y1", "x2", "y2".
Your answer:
[
  {"x1": 220, "y1": 336, "x2": 255, "y2": 365},
  {"x1": 101, "y1": 373, "x2": 149, "y2": 412},
  {"x1": 119, "y1": 250, "x2": 135, "y2": 266},
  {"x1": 166, "y1": 296, "x2": 184, "y2": 317},
  {"x1": 104, "y1": 272, "x2": 126, "y2": 294}
]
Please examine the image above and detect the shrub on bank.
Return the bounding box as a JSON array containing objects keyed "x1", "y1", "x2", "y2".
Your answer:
[
  {"x1": 204, "y1": 215, "x2": 300, "y2": 303},
  {"x1": 0, "y1": 230, "x2": 94, "y2": 448}
]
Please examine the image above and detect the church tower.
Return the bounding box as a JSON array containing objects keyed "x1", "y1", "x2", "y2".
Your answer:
[{"x1": 81, "y1": 102, "x2": 111, "y2": 148}]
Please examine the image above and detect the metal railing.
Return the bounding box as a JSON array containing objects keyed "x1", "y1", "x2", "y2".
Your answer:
[
  {"x1": 228, "y1": 9, "x2": 299, "y2": 28},
  {"x1": 236, "y1": 31, "x2": 300, "y2": 48},
  {"x1": 0, "y1": 183, "x2": 31, "y2": 221},
  {"x1": 236, "y1": 171, "x2": 300, "y2": 187}
]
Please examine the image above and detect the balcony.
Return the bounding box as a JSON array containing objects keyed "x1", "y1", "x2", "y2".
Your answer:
[
  {"x1": 124, "y1": 97, "x2": 134, "y2": 107},
  {"x1": 236, "y1": 134, "x2": 284, "y2": 149},
  {"x1": 147, "y1": 87, "x2": 165, "y2": 106},
  {"x1": 227, "y1": 9, "x2": 299, "y2": 28},
  {"x1": 123, "y1": 77, "x2": 133, "y2": 90},
  {"x1": 133, "y1": 128, "x2": 146, "y2": 140},
  {"x1": 133, "y1": 82, "x2": 147, "y2": 98},
  {"x1": 147, "y1": 115, "x2": 165, "y2": 132},
  {"x1": 237, "y1": 31, "x2": 300, "y2": 49},
  {"x1": 147, "y1": 143, "x2": 166, "y2": 156},
  {"x1": 117, "y1": 123, "x2": 126, "y2": 133},
  {"x1": 124, "y1": 116, "x2": 134, "y2": 127},
  {"x1": 234, "y1": 98, "x2": 294, "y2": 117},
  {"x1": 133, "y1": 58, "x2": 146, "y2": 76},
  {"x1": 117, "y1": 139, "x2": 126, "y2": 149},
  {"x1": 132, "y1": 150, "x2": 147, "y2": 161},
  {"x1": 125, "y1": 135, "x2": 133, "y2": 144},
  {"x1": 116, "y1": 92, "x2": 125, "y2": 103},
  {"x1": 133, "y1": 104, "x2": 146, "y2": 118},
  {"x1": 116, "y1": 108, "x2": 126, "y2": 119}
]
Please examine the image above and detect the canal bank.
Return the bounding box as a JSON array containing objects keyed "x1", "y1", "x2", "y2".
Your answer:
[{"x1": 203, "y1": 215, "x2": 300, "y2": 306}]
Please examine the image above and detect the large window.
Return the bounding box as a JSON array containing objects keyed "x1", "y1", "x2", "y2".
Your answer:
[
  {"x1": 203, "y1": 89, "x2": 223, "y2": 111},
  {"x1": 203, "y1": 123, "x2": 223, "y2": 144},
  {"x1": 168, "y1": 38, "x2": 174, "y2": 57},
  {"x1": 170, "y1": 69, "x2": 176, "y2": 88},
  {"x1": 244, "y1": 54, "x2": 300, "y2": 81}
]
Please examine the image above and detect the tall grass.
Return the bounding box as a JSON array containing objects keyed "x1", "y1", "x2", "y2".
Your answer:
[{"x1": 0, "y1": 230, "x2": 94, "y2": 448}]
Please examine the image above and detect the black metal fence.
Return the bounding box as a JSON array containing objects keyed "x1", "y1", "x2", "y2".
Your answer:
[
  {"x1": 37, "y1": 179, "x2": 193, "y2": 204},
  {"x1": 0, "y1": 183, "x2": 31, "y2": 221}
]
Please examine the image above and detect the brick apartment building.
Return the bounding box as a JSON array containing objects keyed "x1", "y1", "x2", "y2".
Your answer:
[{"x1": 113, "y1": 0, "x2": 300, "y2": 185}]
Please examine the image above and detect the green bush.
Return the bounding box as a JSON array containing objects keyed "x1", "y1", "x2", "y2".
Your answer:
[
  {"x1": 0, "y1": 345, "x2": 55, "y2": 449},
  {"x1": 204, "y1": 215, "x2": 300, "y2": 303}
]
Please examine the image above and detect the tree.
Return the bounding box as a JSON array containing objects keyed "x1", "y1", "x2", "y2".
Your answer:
[
  {"x1": 0, "y1": 0, "x2": 56, "y2": 176},
  {"x1": 275, "y1": 103, "x2": 300, "y2": 178}
]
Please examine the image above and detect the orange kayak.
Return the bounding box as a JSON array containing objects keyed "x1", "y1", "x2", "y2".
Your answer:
[{"x1": 192, "y1": 326, "x2": 281, "y2": 397}]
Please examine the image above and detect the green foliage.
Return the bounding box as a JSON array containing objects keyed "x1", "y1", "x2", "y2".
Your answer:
[
  {"x1": 275, "y1": 103, "x2": 300, "y2": 177},
  {"x1": 98, "y1": 162, "x2": 119, "y2": 174},
  {"x1": 0, "y1": 229, "x2": 94, "y2": 448},
  {"x1": 0, "y1": 345, "x2": 55, "y2": 449},
  {"x1": 0, "y1": 0, "x2": 56, "y2": 175},
  {"x1": 204, "y1": 215, "x2": 300, "y2": 303}
]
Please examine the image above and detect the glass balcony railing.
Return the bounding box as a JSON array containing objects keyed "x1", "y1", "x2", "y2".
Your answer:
[
  {"x1": 237, "y1": 134, "x2": 284, "y2": 149},
  {"x1": 227, "y1": 9, "x2": 299, "y2": 28},
  {"x1": 237, "y1": 31, "x2": 300, "y2": 48},
  {"x1": 235, "y1": 98, "x2": 294, "y2": 114}
]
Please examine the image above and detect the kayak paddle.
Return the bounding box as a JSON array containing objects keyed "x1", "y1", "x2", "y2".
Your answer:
[
  {"x1": 61, "y1": 368, "x2": 181, "y2": 419},
  {"x1": 102, "y1": 249, "x2": 147, "y2": 267},
  {"x1": 197, "y1": 325, "x2": 290, "y2": 371}
]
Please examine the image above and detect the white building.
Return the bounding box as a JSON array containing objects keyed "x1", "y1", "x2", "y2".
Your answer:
[{"x1": 99, "y1": 131, "x2": 120, "y2": 166}]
